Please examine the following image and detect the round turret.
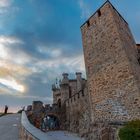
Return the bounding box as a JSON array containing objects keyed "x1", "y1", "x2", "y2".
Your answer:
[{"x1": 60, "y1": 73, "x2": 69, "y2": 85}]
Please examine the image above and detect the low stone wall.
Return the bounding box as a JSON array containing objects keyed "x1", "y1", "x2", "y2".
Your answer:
[
  {"x1": 20, "y1": 126, "x2": 39, "y2": 140},
  {"x1": 20, "y1": 111, "x2": 47, "y2": 140},
  {"x1": 20, "y1": 111, "x2": 38, "y2": 140}
]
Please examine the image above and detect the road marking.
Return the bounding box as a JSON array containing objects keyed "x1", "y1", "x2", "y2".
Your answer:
[{"x1": 13, "y1": 124, "x2": 17, "y2": 127}]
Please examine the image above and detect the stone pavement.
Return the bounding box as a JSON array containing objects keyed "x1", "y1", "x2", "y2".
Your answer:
[
  {"x1": 46, "y1": 131, "x2": 84, "y2": 140},
  {"x1": 0, "y1": 114, "x2": 20, "y2": 140}
]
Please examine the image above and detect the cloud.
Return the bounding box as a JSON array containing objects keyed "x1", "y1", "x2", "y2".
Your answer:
[
  {"x1": 0, "y1": 0, "x2": 11, "y2": 8},
  {"x1": 0, "y1": 60, "x2": 31, "y2": 78},
  {"x1": 0, "y1": 85, "x2": 11, "y2": 95},
  {"x1": 0, "y1": 63, "x2": 28, "y2": 95},
  {"x1": 37, "y1": 46, "x2": 62, "y2": 58},
  {"x1": 0, "y1": 35, "x2": 23, "y2": 44},
  {"x1": 78, "y1": 0, "x2": 91, "y2": 19},
  {"x1": 17, "y1": 95, "x2": 53, "y2": 103},
  {"x1": 0, "y1": 36, "x2": 32, "y2": 95},
  {"x1": 30, "y1": 54, "x2": 85, "y2": 75},
  {"x1": 0, "y1": 35, "x2": 33, "y2": 65},
  {"x1": 0, "y1": 0, "x2": 12, "y2": 14},
  {"x1": 0, "y1": 77, "x2": 24, "y2": 92}
]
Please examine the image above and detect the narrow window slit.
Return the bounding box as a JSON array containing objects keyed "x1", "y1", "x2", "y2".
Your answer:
[
  {"x1": 87, "y1": 20, "x2": 90, "y2": 27},
  {"x1": 97, "y1": 9, "x2": 101, "y2": 17}
]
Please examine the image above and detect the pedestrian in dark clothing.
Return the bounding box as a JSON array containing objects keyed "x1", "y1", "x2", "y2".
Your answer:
[{"x1": 4, "y1": 105, "x2": 8, "y2": 114}]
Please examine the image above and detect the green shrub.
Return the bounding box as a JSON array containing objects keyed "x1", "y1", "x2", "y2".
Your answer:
[{"x1": 119, "y1": 120, "x2": 140, "y2": 140}]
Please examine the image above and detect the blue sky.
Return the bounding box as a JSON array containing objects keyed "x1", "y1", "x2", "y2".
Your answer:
[{"x1": 0, "y1": 0, "x2": 140, "y2": 112}]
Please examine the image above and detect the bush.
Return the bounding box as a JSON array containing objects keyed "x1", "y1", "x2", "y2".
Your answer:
[{"x1": 119, "y1": 120, "x2": 140, "y2": 140}]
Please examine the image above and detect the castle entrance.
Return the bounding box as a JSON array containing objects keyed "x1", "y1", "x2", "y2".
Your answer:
[{"x1": 45, "y1": 114, "x2": 60, "y2": 130}]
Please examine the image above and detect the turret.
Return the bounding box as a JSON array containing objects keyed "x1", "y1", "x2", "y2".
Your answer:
[
  {"x1": 60, "y1": 73, "x2": 69, "y2": 104},
  {"x1": 61, "y1": 73, "x2": 69, "y2": 85},
  {"x1": 76, "y1": 72, "x2": 83, "y2": 92},
  {"x1": 52, "y1": 83, "x2": 61, "y2": 104},
  {"x1": 76, "y1": 72, "x2": 82, "y2": 80},
  {"x1": 32, "y1": 101, "x2": 43, "y2": 116},
  {"x1": 52, "y1": 84, "x2": 57, "y2": 91}
]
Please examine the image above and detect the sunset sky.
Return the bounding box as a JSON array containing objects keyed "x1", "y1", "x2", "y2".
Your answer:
[{"x1": 0, "y1": 0, "x2": 140, "y2": 112}]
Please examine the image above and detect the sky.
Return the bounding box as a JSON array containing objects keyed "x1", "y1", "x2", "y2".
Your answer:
[{"x1": 0, "y1": 0, "x2": 140, "y2": 112}]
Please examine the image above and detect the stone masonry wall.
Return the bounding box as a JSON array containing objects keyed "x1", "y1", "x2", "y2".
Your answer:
[
  {"x1": 81, "y1": 1, "x2": 140, "y2": 123},
  {"x1": 65, "y1": 86, "x2": 91, "y2": 138},
  {"x1": 20, "y1": 126, "x2": 38, "y2": 140},
  {"x1": 110, "y1": 3, "x2": 140, "y2": 119}
]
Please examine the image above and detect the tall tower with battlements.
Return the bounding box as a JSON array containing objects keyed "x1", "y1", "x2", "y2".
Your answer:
[{"x1": 81, "y1": 1, "x2": 140, "y2": 123}]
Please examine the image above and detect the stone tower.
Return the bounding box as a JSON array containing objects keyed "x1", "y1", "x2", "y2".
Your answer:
[
  {"x1": 52, "y1": 84, "x2": 61, "y2": 105},
  {"x1": 60, "y1": 73, "x2": 70, "y2": 104},
  {"x1": 81, "y1": 1, "x2": 140, "y2": 123}
]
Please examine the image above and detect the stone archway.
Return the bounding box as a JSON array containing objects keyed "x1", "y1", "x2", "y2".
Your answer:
[{"x1": 45, "y1": 113, "x2": 60, "y2": 130}]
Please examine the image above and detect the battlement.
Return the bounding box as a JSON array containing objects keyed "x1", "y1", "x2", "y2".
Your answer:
[
  {"x1": 81, "y1": 1, "x2": 128, "y2": 30},
  {"x1": 65, "y1": 89, "x2": 86, "y2": 107},
  {"x1": 52, "y1": 72, "x2": 87, "y2": 105}
]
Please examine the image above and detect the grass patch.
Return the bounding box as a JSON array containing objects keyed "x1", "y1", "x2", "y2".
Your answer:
[{"x1": 119, "y1": 120, "x2": 140, "y2": 140}]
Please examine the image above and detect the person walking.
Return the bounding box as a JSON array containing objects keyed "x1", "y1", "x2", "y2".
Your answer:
[
  {"x1": 41, "y1": 117, "x2": 47, "y2": 132},
  {"x1": 4, "y1": 105, "x2": 8, "y2": 114}
]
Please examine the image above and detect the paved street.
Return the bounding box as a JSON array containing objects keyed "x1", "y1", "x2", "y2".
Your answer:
[
  {"x1": 46, "y1": 131, "x2": 84, "y2": 140},
  {"x1": 0, "y1": 114, "x2": 20, "y2": 140}
]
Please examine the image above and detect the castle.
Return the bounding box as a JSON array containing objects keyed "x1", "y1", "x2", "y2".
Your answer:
[
  {"x1": 52, "y1": 1, "x2": 140, "y2": 140},
  {"x1": 52, "y1": 72, "x2": 89, "y2": 131}
]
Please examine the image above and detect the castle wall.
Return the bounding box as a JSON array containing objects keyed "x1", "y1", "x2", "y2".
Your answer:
[
  {"x1": 81, "y1": 2, "x2": 140, "y2": 123},
  {"x1": 53, "y1": 88, "x2": 61, "y2": 104},
  {"x1": 65, "y1": 87, "x2": 91, "y2": 137},
  {"x1": 69, "y1": 80, "x2": 77, "y2": 96},
  {"x1": 52, "y1": 73, "x2": 88, "y2": 130},
  {"x1": 137, "y1": 44, "x2": 140, "y2": 53}
]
